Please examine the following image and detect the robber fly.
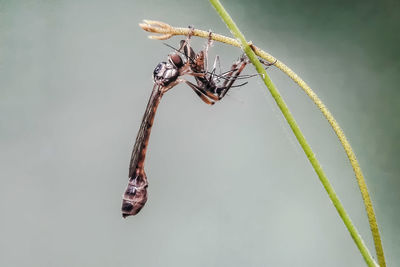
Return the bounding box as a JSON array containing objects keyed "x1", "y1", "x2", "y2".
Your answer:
[{"x1": 121, "y1": 30, "x2": 273, "y2": 218}]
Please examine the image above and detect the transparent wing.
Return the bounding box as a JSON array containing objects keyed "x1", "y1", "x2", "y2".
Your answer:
[{"x1": 128, "y1": 84, "x2": 162, "y2": 178}]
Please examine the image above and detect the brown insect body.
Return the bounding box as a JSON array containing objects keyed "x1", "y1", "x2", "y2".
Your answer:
[
  {"x1": 121, "y1": 34, "x2": 266, "y2": 218},
  {"x1": 122, "y1": 87, "x2": 163, "y2": 217}
]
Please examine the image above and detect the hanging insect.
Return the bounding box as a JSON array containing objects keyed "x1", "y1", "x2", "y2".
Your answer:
[{"x1": 121, "y1": 30, "x2": 274, "y2": 218}]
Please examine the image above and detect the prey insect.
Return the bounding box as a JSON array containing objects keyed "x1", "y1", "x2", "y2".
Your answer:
[{"x1": 121, "y1": 31, "x2": 274, "y2": 218}]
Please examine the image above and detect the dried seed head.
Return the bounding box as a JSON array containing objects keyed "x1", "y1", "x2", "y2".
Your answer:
[{"x1": 139, "y1": 20, "x2": 174, "y2": 40}]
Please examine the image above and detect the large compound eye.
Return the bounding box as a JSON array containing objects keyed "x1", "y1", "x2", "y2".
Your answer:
[
  {"x1": 153, "y1": 62, "x2": 166, "y2": 80},
  {"x1": 169, "y1": 53, "x2": 183, "y2": 68}
]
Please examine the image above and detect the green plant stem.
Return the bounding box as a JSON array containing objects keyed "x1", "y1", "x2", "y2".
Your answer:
[
  {"x1": 140, "y1": 19, "x2": 386, "y2": 266},
  {"x1": 209, "y1": 0, "x2": 378, "y2": 266},
  {"x1": 140, "y1": 15, "x2": 386, "y2": 267},
  {"x1": 252, "y1": 48, "x2": 386, "y2": 267}
]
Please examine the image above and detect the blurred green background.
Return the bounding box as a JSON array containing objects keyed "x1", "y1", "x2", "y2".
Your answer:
[{"x1": 1, "y1": 0, "x2": 399, "y2": 266}]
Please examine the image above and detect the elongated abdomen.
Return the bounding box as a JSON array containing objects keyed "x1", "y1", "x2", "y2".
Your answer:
[{"x1": 122, "y1": 169, "x2": 148, "y2": 217}]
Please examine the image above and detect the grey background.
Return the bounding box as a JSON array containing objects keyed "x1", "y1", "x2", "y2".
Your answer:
[{"x1": 1, "y1": 0, "x2": 399, "y2": 266}]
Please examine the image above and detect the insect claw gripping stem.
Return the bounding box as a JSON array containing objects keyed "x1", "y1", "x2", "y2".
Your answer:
[{"x1": 187, "y1": 25, "x2": 195, "y2": 40}]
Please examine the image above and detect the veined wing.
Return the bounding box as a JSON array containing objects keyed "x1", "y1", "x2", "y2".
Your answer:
[{"x1": 128, "y1": 84, "x2": 163, "y2": 178}]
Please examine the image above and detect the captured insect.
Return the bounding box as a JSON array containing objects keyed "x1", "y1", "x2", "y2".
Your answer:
[{"x1": 121, "y1": 29, "x2": 274, "y2": 218}]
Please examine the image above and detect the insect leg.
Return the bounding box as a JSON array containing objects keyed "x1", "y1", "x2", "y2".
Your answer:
[
  {"x1": 259, "y1": 58, "x2": 277, "y2": 67},
  {"x1": 178, "y1": 26, "x2": 196, "y2": 62},
  {"x1": 183, "y1": 80, "x2": 215, "y2": 105},
  {"x1": 203, "y1": 30, "x2": 214, "y2": 72},
  {"x1": 217, "y1": 55, "x2": 249, "y2": 99}
]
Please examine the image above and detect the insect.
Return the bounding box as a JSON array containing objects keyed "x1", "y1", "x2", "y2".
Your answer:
[{"x1": 121, "y1": 30, "x2": 274, "y2": 218}]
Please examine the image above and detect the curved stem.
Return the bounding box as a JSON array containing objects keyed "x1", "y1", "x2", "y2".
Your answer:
[
  {"x1": 251, "y1": 46, "x2": 386, "y2": 267},
  {"x1": 140, "y1": 18, "x2": 385, "y2": 267},
  {"x1": 209, "y1": 0, "x2": 378, "y2": 265}
]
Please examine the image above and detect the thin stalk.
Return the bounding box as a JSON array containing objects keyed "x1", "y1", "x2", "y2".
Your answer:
[
  {"x1": 140, "y1": 19, "x2": 385, "y2": 267},
  {"x1": 209, "y1": 0, "x2": 378, "y2": 266}
]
